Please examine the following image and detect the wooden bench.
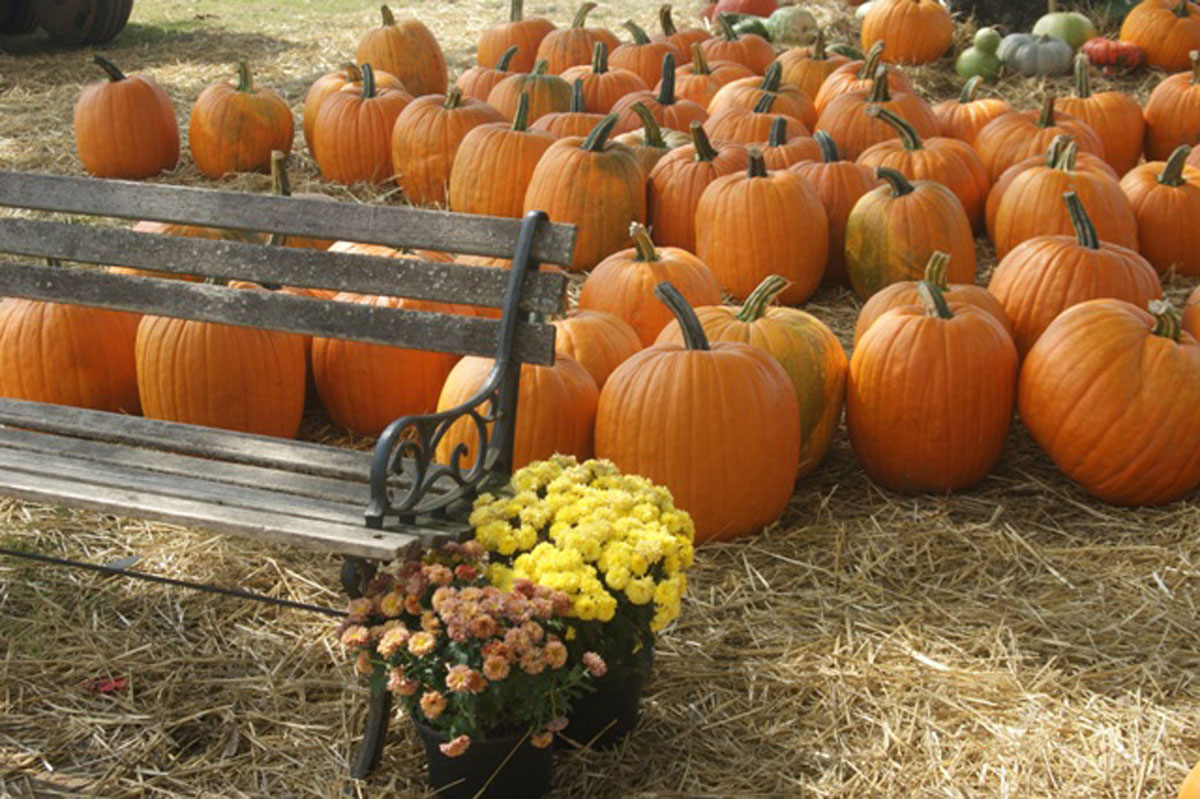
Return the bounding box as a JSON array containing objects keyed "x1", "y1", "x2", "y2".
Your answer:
[{"x1": 0, "y1": 168, "x2": 574, "y2": 778}]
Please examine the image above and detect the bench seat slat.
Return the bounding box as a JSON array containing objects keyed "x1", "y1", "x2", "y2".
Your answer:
[
  {"x1": 0, "y1": 261, "x2": 558, "y2": 365},
  {"x1": 0, "y1": 219, "x2": 567, "y2": 315},
  {"x1": 0, "y1": 170, "x2": 577, "y2": 266}
]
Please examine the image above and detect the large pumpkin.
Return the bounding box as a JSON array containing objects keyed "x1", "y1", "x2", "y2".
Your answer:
[
  {"x1": 1019, "y1": 297, "x2": 1200, "y2": 505},
  {"x1": 1120, "y1": 145, "x2": 1200, "y2": 275},
  {"x1": 987, "y1": 191, "x2": 1162, "y2": 358},
  {"x1": 355, "y1": 4, "x2": 447, "y2": 97},
  {"x1": 610, "y1": 19, "x2": 682, "y2": 89},
  {"x1": 1142, "y1": 51, "x2": 1200, "y2": 161},
  {"x1": 595, "y1": 283, "x2": 800, "y2": 543},
  {"x1": 703, "y1": 93, "x2": 809, "y2": 145},
  {"x1": 932, "y1": 76, "x2": 1013, "y2": 145},
  {"x1": 523, "y1": 114, "x2": 647, "y2": 271},
  {"x1": 655, "y1": 274, "x2": 847, "y2": 477},
  {"x1": 861, "y1": 0, "x2": 954, "y2": 65},
  {"x1": 476, "y1": 0, "x2": 556, "y2": 73},
  {"x1": 776, "y1": 30, "x2": 851, "y2": 102},
  {"x1": 188, "y1": 62, "x2": 293, "y2": 178},
  {"x1": 1057, "y1": 54, "x2": 1145, "y2": 176},
  {"x1": 486, "y1": 59, "x2": 573, "y2": 122},
  {"x1": 551, "y1": 310, "x2": 642, "y2": 388},
  {"x1": 612, "y1": 52, "x2": 710, "y2": 134},
  {"x1": 580, "y1": 222, "x2": 722, "y2": 346},
  {"x1": 613, "y1": 102, "x2": 693, "y2": 175},
  {"x1": 536, "y1": 1, "x2": 606, "y2": 74},
  {"x1": 700, "y1": 14, "x2": 776, "y2": 74},
  {"x1": 1119, "y1": 0, "x2": 1200, "y2": 72},
  {"x1": 313, "y1": 64, "x2": 413, "y2": 185},
  {"x1": 304, "y1": 63, "x2": 406, "y2": 154},
  {"x1": 973, "y1": 94, "x2": 1106, "y2": 182},
  {"x1": 647, "y1": 122, "x2": 749, "y2": 252},
  {"x1": 530, "y1": 78, "x2": 605, "y2": 137},
  {"x1": 671, "y1": 43, "x2": 755, "y2": 107},
  {"x1": 847, "y1": 280, "x2": 1017, "y2": 493},
  {"x1": 562, "y1": 42, "x2": 649, "y2": 114},
  {"x1": 844, "y1": 167, "x2": 977, "y2": 299},
  {"x1": 813, "y1": 66, "x2": 938, "y2": 161},
  {"x1": 74, "y1": 55, "x2": 179, "y2": 179},
  {"x1": 695, "y1": 148, "x2": 829, "y2": 304}
]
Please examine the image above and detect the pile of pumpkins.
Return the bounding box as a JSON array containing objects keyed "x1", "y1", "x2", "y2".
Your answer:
[{"x1": 12, "y1": 0, "x2": 1200, "y2": 544}]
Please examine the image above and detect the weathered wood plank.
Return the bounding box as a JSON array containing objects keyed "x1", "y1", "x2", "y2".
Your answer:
[
  {"x1": 0, "y1": 261, "x2": 558, "y2": 365},
  {"x1": 0, "y1": 218, "x2": 568, "y2": 315},
  {"x1": 0, "y1": 170, "x2": 577, "y2": 266}
]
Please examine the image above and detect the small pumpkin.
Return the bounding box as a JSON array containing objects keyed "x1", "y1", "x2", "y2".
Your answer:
[
  {"x1": 552, "y1": 310, "x2": 643, "y2": 388},
  {"x1": 313, "y1": 64, "x2": 413, "y2": 185},
  {"x1": 562, "y1": 42, "x2": 649, "y2": 114},
  {"x1": 973, "y1": 94, "x2": 1106, "y2": 182},
  {"x1": 613, "y1": 102, "x2": 693, "y2": 175},
  {"x1": 1142, "y1": 50, "x2": 1200, "y2": 161},
  {"x1": 932, "y1": 76, "x2": 1014, "y2": 144},
  {"x1": 355, "y1": 4, "x2": 447, "y2": 97},
  {"x1": 707, "y1": 60, "x2": 818, "y2": 129},
  {"x1": 956, "y1": 26, "x2": 1003, "y2": 82},
  {"x1": 536, "y1": 1, "x2": 606, "y2": 74},
  {"x1": 476, "y1": 0, "x2": 556, "y2": 73},
  {"x1": 776, "y1": 30, "x2": 852, "y2": 101},
  {"x1": 671, "y1": 43, "x2": 755, "y2": 107},
  {"x1": 304, "y1": 63, "x2": 406, "y2": 153},
  {"x1": 74, "y1": 55, "x2": 179, "y2": 179},
  {"x1": 530, "y1": 78, "x2": 605, "y2": 137},
  {"x1": 486, "y1": 59, "x2": 574, "y2": 122},
  {"x1": 700, "y1": 13, "x2": 777, "y2": 74},
  {"x1": 813, "y1": 41, "x2": 914, "y2": 115},
  {"x1": 813, "y1": 65, "x2": 939, "y2": 161},
  {"x1": 1033, "y1": 0, "x2": 1098, "y2": 51},
  {"x1": 611, "y1": 52, "x2": 710, "y2": 133},
  {"x1": 998, "y1": 32, "x2": 1074, "y2": 76},
  {"x1": 188, "y1": 62, "x2": 293, "y2": 178},
  {"x1": 611, "y1": 18, "x2": 682, "y2": 89},
  {"x1": 1081, "y1": 36, "x2": 1143, "y2": 75},
  {"x1": 861, "y1": 0, "x2": 955, "y2": 65},
  {"x1": 457, "y1": 46, "x2": 521, "y2": 101},
  {"x1": 1118, "y1": 0, "x2": 1200, "y2": 72},
  {"x1": 1119, "y1": 144, "x2": 1200, "y2": 275},
  {"x1": 759, "y1": 116, "x2": 820, "y2": 169},
  {"x1": 1057, "y1": 54, "x2": 1144, "y2": 175}
]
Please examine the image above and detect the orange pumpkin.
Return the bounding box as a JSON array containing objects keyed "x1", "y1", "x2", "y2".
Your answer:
[
  {"x1": 973, "y1": 95, "x2": 1106, "y2": 182},
  {"x1": 1120, "y1": 145, "x2": 1200, "y2": 275},
  {"x1": 613, "y1": 102, "x2": 693, "y2": 174},
  {"x1": 113, "y1": 220, "x2": 264, "y2": 282},
  {"x1": 561, "y1": 42, "x2": 649, "y2": 113},
  {"x1": 610, "y1": 18, "x2": 681, "y2": 89},
  {"x1": 1142, "y1": 50, "x2": 1200, "y2": 161},
  {"x1": 695, "y1": 148, "x2": 829, "y2": 304},
  {"x1": 355, "y1": 4, "x2": 447, "y2": 97},
  {"x1": 847, "y1": 280, "x2": 1017, "y2": 492},
  {"x1": 987, "y1": 191, "x2": 1162, "y2": 358},
  {"x1": 655, "y1": 274, "x2": 847, "y2": 477},
  {"x1": 551, "y1": 310, "x2": 642, "y2": 388},
  {"x1": 932, "y1": 76, "x2": 1013, "y2": 145},
  {"x1": 580, "y1": 222, "x2": 722, "y2": 346},
  {"x1": 776, "y1": 30, "x2": 851, "y2": 102},
  {"x1": 671, "y1": 43, "x2": 755, "y2": 107},
  {"x1": 1057, "y1": 54, "x2": 1145, "y2": 176},
  {"x1": 861, "y1": 0, "x2": 954, "y2": 65},
  {"x1": 268, "y1": 152, "x2": 336, "y2": 252},
  {"x1": 486, "y1": 59, "x2": 573, "y2": 122},
  {"x1": 760, "y1": 116, "x2": 820, "y2": 170},
  {"x1": 313, "y1": 64, "x2": 412, "y2": 185},
  {"x1": 656, "y1": 4, "x2": 710, "y2": 54},
  {"x1": 707, "y1": 61, "x2": 817, "y2": 130},
  {"x1": 476, "y1": 0, "x2": 556, "y2": 73},
  {"x1": 703, "y1": 93, "x2": 810, "y2": 144},
  {"x1": 1119, "y1": 0, "x2": 1200, "y2": 72},
  {"x1": 304, "y1": 63, "x2": 406, "y2": 154},
  {"x1": 700, "y1": 14, "x2": 776, "y2": 74},
  {"x1": 188, "y1": 62, "x2": 293, "y2": 178},
  {"x1": 647, "y1": 122, "x2": 749, "y2": 252},
  {"x1": 814, "y1": 66, "x2": 939, "y2": 161},
  {"x1": 74, "y1": 55, "x2": 178, "y2": 179},
  {"x1": 457, "y1": 46, "x2": 521, "y2": 101},
  {"x1": 1180, "y1": 760, "x2": 1200, "y2": 799},
  {"x1": 595, "y1": 282, "x2": 800, "y2": 543},
  {"x1": 530, "y1": 78, "x2": 605, "y2": 137},
  {"x1": 612, "y1": 52, "x2": 710, "y2": 134},
  {"x1": 536, "y1": 1, "x2": 605, "y2": 74},
  {"x1": 813, "y1": 41, "x2": 914, "y2": 116}
]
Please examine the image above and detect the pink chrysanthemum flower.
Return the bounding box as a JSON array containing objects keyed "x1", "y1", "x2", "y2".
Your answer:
[
  {"x1": 439, "y1": 734, "x2": 471, "y2": 758},
  {"x1": 346, "y1": 599, "x2": 373, "y2": 623},
  {"x1": 340, "y1": 625, "x2": 370, "y2": 649},
  {"x1": 407, "y1": 631, "x2": 436, "y2": 657},
  {"x1": 377, "y1": 626, "x2": 411, "y2": 659},
  {"x1": 392, "y1": 677, "x2": 419, "y2": 696},
  {"x1": 546, "y1": 717, "x2": 569, "y2": 733},
  {"x1": 420, "y1": 611, "x2": 441, "y2": 634},
  {"x1": 385, "y1": 667, "x2": 407, "y2": 693},
  {"x1": 482, "y1": 655, "x2": 510, "y2": 681},
  {"x1": 470, "y1": 614, "x2": 498, "y2": 640},
  {"x1": 544, "y1": 639, "x2": 568, "y2": 669},
  {"x1": 420, "y1": 691, "x2": 447, "y2": 720},
  {"x1": 531, "y1": 597, "x2": 554, "y2": 620},
  {"x1": 378, "y1": 590, "x2": 405, "y2": 618},
  {"x1": 404, "y1": 594, "x2": 423, "y2": 616},
  {"x1": 520, "y1": 649, "x2": 546, "y2": 676},
  {"x1": 425, "y1": 564, "x2": 453, "y2": 587},
  {"x1": 582, "y1": 652, "x2": 607, "y2": 678},
  {"x1": 455, "y1": 564, "x2": 479, "y2": 581},
  {"x1": 445, "y1": 664, "x2": 483, "y2": 694},
  {"x1": 531, "y1": 731, "x2": 553, "y2": 749},
  {"x1": 430, "y1": 586, "x2": 455, "y2": 613}
]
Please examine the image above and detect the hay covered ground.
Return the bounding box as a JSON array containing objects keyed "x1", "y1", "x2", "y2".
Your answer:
[{"x1": 2, "y1": 1, "x2": 1200, "y2": 796}]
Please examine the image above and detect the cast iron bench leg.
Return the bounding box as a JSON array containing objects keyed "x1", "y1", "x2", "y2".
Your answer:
[{"x1": 341, "y1": 556, "x2": 393, "y2": 780}]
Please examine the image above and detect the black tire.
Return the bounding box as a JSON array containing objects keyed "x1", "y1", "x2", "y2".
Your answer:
[
  {"x1": 36, "y1": 0, "x2": 133, "y2": 45},
  {"x1": 0, "y1": 0, "x2": 39, "y2": 35}
]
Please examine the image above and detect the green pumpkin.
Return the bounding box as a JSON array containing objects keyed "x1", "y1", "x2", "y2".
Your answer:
[
  {"x1": 956, "y1": 27, "x2": 1003, "y2": 81},
  {"x1": 1031, "y1": 2, "x2": 1097, "y2": 52},
  {"x1": 728, "y1": 14, "x2": 773, "y2": 41},
  {"x1": 998, "y1": 32, "x2": 1074, "y2": 76},
  {"x1": 765, "y1": 5, "x2": 817, "y2": 47}
]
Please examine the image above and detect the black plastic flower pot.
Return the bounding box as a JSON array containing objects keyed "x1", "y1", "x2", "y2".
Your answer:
[
  {"x1": 414, "y1": 720, "x2": 553, "y2": 799},
  {"x1": 557, "y1": 666, "x2": 647, "y2": 750}
]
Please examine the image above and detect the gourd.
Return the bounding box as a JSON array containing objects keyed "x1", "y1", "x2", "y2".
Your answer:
[
  {"x1": 765, "y1": 5, "x2": 818, "y2": 47},
  {"x1": 1032, "y1": 0, "x2": 1098, "y2": 51},
  {"x1": 997, "y1": 33, "x2": 1074, "y2": 76},
  {"x1": 1080, "y1": 37, "x2": 1142, "y2": 75},
  {"x1": 956, "y1": 27, "x2": 1003, "y2": 81}
]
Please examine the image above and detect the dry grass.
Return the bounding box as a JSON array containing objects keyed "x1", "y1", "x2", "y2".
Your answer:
[{"x1": 2, "y1": 0, "x2": 1200, "y2": 797}]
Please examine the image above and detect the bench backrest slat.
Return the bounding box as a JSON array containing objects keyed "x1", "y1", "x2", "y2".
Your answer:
[
  {"x1": 0, "y1": 218, "x2": 567, "y2": 314},
  {"x1": 0, "y1": 170, "x2": 577, "y2": 266},
  {"x1": 0, "y1": 261, "x2": 557, "y2": 365}
]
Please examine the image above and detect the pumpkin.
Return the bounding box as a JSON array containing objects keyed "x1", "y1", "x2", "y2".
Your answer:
[
  {"x1": 858, "y1": 106, "x2": 991, "y2": 231},
  {"x1": 580, "y1": 222, "x2": 722, "y2": 345},
  {"x1": 612, "y1": 52, "x2": 710, "y2": 133},
  {"x1": 456, "y1": 46, "x2": 521, "y2": 101},
  {"x1": 813, "y1": 66, "x2": 939, "y2": 161},
  {"x1": 551, "y1": 310, "x2": 642, "y2": 388},
  {"x1": 765, "y1": 5, "x2": 819, "y2": 47},
  {"x1": 956, "y1": 26, "x2": 1003, "y2": 82},
  {"x1": 1187, "y1": 284, "x2": 1200, "y2": 336},
  {"x1": 656, "y1": 274, "x2": 847, "y2": 477},
  {"x1": 700, "y1": 14, "x2": 777, "y2": 74},
  {"x1": 562, "y1": 42, "x2": 649, "y2": 114},
  {"x1": 74, "y1": 55, "x2": 179, "y2": 179},
  {"x1": 136, "y1": 292, "x2": 307, "y2": 438},
  {"x1": 704, "y1": 93, "x2": 810, "y2": 144},
  {"x1": 1033, "y1": 1, "x2": 1098, "y2": 51},
  {"x1": 932, "y1": 76, "x2": 1014, "y2": 144},
  {"x1": 987, "y1": 191, "x2": 1161, "y2": 358},
  {"x1": 707, "y1": 61, "x2": 818, "y2": 129},
  {"x1": 991, "y1": 142, "x2": 1138, "y2": 257},
  {"x1": 390, "y1": 87, "x2": 506, "y2": 206},
  {"x1": 847, "y1": 280, "x2": 1017, "y2": 493},
  {"x1": 647, "y1": 122, "x2": 750, "y2": 252},
  {"x1": 791, "y1": 131, "x2": 883, "y2": 287},
  {"x1": 997, "y1": 33, "x2": 1074, "y2": 76},
  {"x1": 657, "y1": 3, "x2": 711, "y2": 55},
  {"x1": 973, "y1": 94, "x2": 1106, "y2": 182},
  {"x1": 611, "y1": 18, "x2": 681, "y2": 89},
  {"x1": 449, "y1": 93, "x2": 557, "y2": 218},
  {"x1": 304, "y1": 63, "x2": 406, "y2": 153},
  {"x1": 760, "y1": 116, "x2": 820, "y2": 169},
  {"x1": 536, "y1": 2, "x2": 606, "y2": 74},
  {"x1": 0, "y1": 297, "x2": 141, "y2": 414},
  {"x1": 1119, "y1": 145, "x2": 1200, "y2": 274},
  {"x1": 1019, "y1": 297, "x2": 1200, "y2": 505},
  {"x1": 477, "y1": 0, "x2": 556, "y2": 73},
  {"x1": 486, "y1": 59, "x2": 573, "y2": 122},
  {"x1": 268, "y1": 151, "x2": 336, "y2": 252},
  {"x1": 114, "y1": 220, "x2": 265, "y2": 281},
  {"x1": 596, "y1": 282, "x2": 800, "y2": 543},
  {"x1": 1081, "y1": 36, "x2": 1143, "y2": 75},
  {"x1": 530, "y1": 78, "x2": 605, "y2": 137},
  {"x1": 845, "y1": 167, "x2": 977, "y2": 299},
  {"x1": 436, "y1": 353, "x2": 599, "y2": 470},
  {"x1": 613, "y1": 102, "x2": 693, "y2": 174},
  {"x1": 671, "y1": 43, "x2": 755, "y2": 107},
  {"x1": 523, "y1": 114, "x2": 646, "y2": 271},
  {"x1": 861, "y1": 0, "x2": 954, "y2": 65},
  {"x1": 776, "y1": 31, "x2": 852, "y2": 101},
  {"x1": 813, "y1": 41, "x2": 914, "y2": 116},
  {"x1": 695, "y1": 148, "x2": 829, "y2": 304},
  {"x1": 313, "y1": 64, "x2": 412, "y2": 185},
  {"x1": 714, "y1": 0, "x2": 779, "y2": 15},
  {"x1": 855, "y1": 251, "x2": 1013, "y2": 344},
  {"x1": 1119, "y1": 0, "x2": 1200, "y2": 72},
  {"x1": 1180, "y1": 760, "x2": 1200, "y2": 799},
  {"x1": 1057, "y1": 54, "x2": 1144, "y2": 176},
  {"x1": 1143, "y1": 51, "x2": 1200, "y2": 161},
  {"x1": 188, "y1": 62, "x2": 293, "y2": 179},
  {"x1": 355, "y1": 4, "x2": 447, "y2": 96}
]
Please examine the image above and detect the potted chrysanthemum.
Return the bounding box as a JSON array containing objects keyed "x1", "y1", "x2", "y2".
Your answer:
[
  {"x1": 470, "y1": 456, "x2": 695, "y2": 748},
  {"x1": 339, "y1": 542, "x2": 605, "y2": 799}
]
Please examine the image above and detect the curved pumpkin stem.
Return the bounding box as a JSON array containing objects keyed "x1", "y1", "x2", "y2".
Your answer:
[
  {"x1": 496, "y1": 46, "x2": 520, "y2": 72},
  {"x1": 660, "y1": 4, "x2": 678, "y2": 37},
  {"x1": 922, "y1": 251, "x2": 951, "y2": 291},
  {"x1": 1158, "y1": 145, "x2": 1193, "y2": 187},
  {"x1": 760, "y1": 61, "x2": 783, "y2": 93},
  {"x1": 716, "y1": 13, "x2": 739, "y2": 41},
  {"x1": 531, "y1": 59, "x2": 551, "y2": 76},
  {"x1": 444, "y1": 86, "x2": 464, "y2": 109},
  {"x1": 867, "y1": 66, "x2": 891, "y2": 103},
  {"x1": 591, "y1": 42, "x2": 609, "y2": 74},
  {"x1": 1150, "y1": 300, "x2": 1183, "y2": 342},
  {"x1": 631, "y1": 222, "x2": 660, "y2": 262},
  {"x1": 812, "y1": 29, "x2": 828, "y2": 60},
  {"x1": 509, "y1": 0, "x2": 524, "y2": 23},
  {"x1": 624, "y1": 19, "x2": 653, "y2": 45},
  {"x1": 569, "y1": 78, "x2": 586, "y2": 112},
  {"x1": 746, "y1": 148, "x2": 768, "y2": 178},
  {"x1": 959, "y1": 75, "x2": 982, "y2": 104},
  {"x1": 691, "y1": 121, "x2": 718, "y2": 161},
  {"x1": 1037, "y1": 94, "x2": 1057, "y2": 128},
  {"x1": 866, "y1": 106, "x2": 922, "y2": 151},
  {"x1": 582, "y1": 113, "x2": 619, "y2": 152},
  {"x1": 360, "y1": 63, "x2": 377, "y2": 98},
  {"x1": 1053, "y1": 140, "x2": 1079, "y2": 172},
  {"x1": 92, "y1": 55, "x2": 126, "y2": 82},
  {"x1": 752, "y1": 92, "x2": 776, "y2": 114},
  {"x1": 876, "y1": 166, "x2": 915, "y2": 197},
  {"x1": 630, "y1": 102, "x2": 667, "y2": 147},
  {"x1": 380, "y1": 4, "x2": 396, "y2": 27},
  {"x1": 918, "y1": 280, "x2": 954, "y2": 320},
  {"x1": 236, "y1": 61, "x2": 253, "y2": 93},
  {"x1": 1063, "y1": 191, "x2": 1100, "y2": 250},
  {"x1": 814, "y1": 130, "x2": 840, "y2": 162},
  {"x1": 1072, "y1": 53, "x2": 1092, "y2": 99},
  {"x1": 571, "y1": 2, "x2": 597, "y2": 29},
  {"x1": 658, "y1": 53, "x2": 677, "y2": 105},
  {"x1": 767, "y1": 116, "x2": 789, "y2": 147},
  {"x1": 736, "y1": 275, "x2": 789, "y2": 322},
  {"x1": 857, "y1": 41, "x2": 885, "y2": 80},
  {"x1": 270, "y1": 150, "x2": 291, "y2": 197},
  {"x1": 655, "y1": 281, "x2": 710, "y2": 350},
  {"x1": 1192, "y1": 50, "x2": 1200, "y2": 84},
  {"x1": 1178, "y1": 1, "x2": 1194, "y2": 17},
  {"x1": 512, "y1": 92, "x2": 532, "y2": 132},
  {"x1": 690, "y1": 43, "x2": 711, "y2": 75},
  {"x1": 1044, "y1": 134, "x2": 1073, "y2": 167}
]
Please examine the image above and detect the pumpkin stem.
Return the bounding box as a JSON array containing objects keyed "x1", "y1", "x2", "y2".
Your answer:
[
  {"x1": 582, "y1": 113, "x2": 619, "y2": 152},
  {"x1": 1176, "y1": 0, "x2": 1192, "y2": 17},
  {"x1": 1150, "y1": 300, "x2": 1183, "y2": 342},
  {"x1": 752, "y1": 92, "x2": 776, "y2": 114},
  {"x1": 923, "y1": 251, "x2": 951, "y2": 291},
  {"x1": 1037, "y1": 94, "x2": 1056, "y2": 128},
  {"x1": 1053, "y1": 140, "x2": 1079, "y2": 172},
  {"x1": 512, "y1": 91, "x2": 532, "y2": 132},
  {"x1": 917, "y1": 280, "x2": 954, "y2": 320},
  {"x1": 1063, "y1": 191, "x2": 1100, "y2": 250},
  {"x1": 760, "y1": 61, "x2": 783, "y2": 93},
  {"x1": 624, "y1": 19, "x2": 653, "y2": 45},
  {"x1": 876, "y1": 166, "x2": 914, "y2": 197},
  {"x1": 658, "y1": 53, "x2": 677, "y2": 104},
  {"x1": 691, "y1": 43, "x2": 711, "y2": 75},
  {"x1": 571, "y1": 2, "x2": 597, "y2": 29},
  {"x1": 380, "y1": 4, "x2": 395, "y2": 27},
  {"x1": 814, "y1": 130, "x2": 840, "y2": 162},
  {"x1": 270, "y1": 150, "x2": 291, "y2": 197},
  {"x1": 532, "y1": 59, "x2": 550, "y2": 76},
  {"x1": 655, "y1": 281, "x2": 710, "y2": 350},
  {"x1": 866, "y1": 106, "x2": 922, "y2": 151},
  {"x1": 360, "y1": 63, "x2": 377, "y2": 98},
  {"x1": 736, "y1": 275, "x2": 789, "y2": 322},
  {"x1": 631, "y1": 222, "x2": 660, "y2": 261},
  {"x1": 1044, "y1": 133, "x2": 1073, "y2": 166},
  {"x1": 691, "y1": 121, "x2": 718, "y2": 161},
  {"x1": 92, "y1": 55, "x2": 126, "y2": 82},
  {"x1": 236, "y1": 61, "x2": 253, "y2": 92},
  {"x1": 1192, "y1": 50, "x2": 1200, "y2": 84},
  {"x1": 866, "y1": 66, "x2": 891, "y2": 103},
  {"x1": 716, "y1": 13, "x2": 739, "y2": 41},
  {"x1": 591, "y1": 41, "x2": 609, "y2": 74},
  {"x1": 509, "y1": 0, "x2": 524, "y2": 23},
  {"x1": 630, "y1": 102, "x2": 667, "y2": 147},
  {"x1": 1072, "y1": 53, "x2": 1092, "y2": 99},
  {"x1": 746, "y1": 148, "x2": 768, "y2": 178},
  {"x1": 569, "y1": 78, "x2": 586, "y2": 112},
  {"x1": 767, "y1": 116, "x2": 789, "y2": 147},
  {"x1": 858, "y1": 41, "x2": 885, "y2": 79},
  {"x1": 813, "y1": 28, "x2": 827, "y2": 60},
  {"x1": 959, "y1": 75, "x2": 982, "y2": 104},
  {"x1": 496, "y1": 46, "x2": 520, "y2": 72},
  {"x1": 1158, "y1": 145, "x2": 1192, "y2": 186},
  {"x1": 444, "y1": 86, "x2": 464, "y2": 109},
  {"x1": 660, "y1": 4, "x2": 678, "y2": 37}
]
